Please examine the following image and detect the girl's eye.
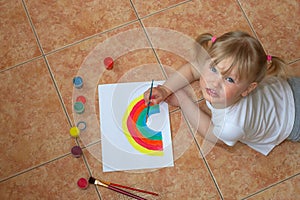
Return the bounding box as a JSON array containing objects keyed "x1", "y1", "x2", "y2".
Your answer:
[
  {"x1": 210, "y1": 66, "x2": 217, "y2": 73},
  {"x1": 225, "y1": 77, "x2": 235, "y2": 83}
]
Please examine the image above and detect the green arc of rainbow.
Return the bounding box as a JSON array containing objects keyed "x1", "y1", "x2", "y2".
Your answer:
[{"x1": 122, "y1": 94, "x2": 163, "y2": 156}]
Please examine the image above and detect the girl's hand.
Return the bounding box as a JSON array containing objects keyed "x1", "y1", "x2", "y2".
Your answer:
[{"x1": 143, "y1": 85, "x2": 172, "y2": 105}]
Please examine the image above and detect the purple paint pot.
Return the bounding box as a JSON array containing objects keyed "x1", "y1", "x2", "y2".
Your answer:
[{"x1": 71, "y1": 146, "x2": 83, "y2": 158}]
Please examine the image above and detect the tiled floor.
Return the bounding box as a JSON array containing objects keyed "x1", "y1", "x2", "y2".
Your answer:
[{"x1": 0, "y1": 0, "x2": 299, "y2": 199}]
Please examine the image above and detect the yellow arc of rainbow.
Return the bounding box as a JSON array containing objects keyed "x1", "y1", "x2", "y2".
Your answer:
[{"x1": 122, "y1": 94, "x2": 163, "y2": 156}]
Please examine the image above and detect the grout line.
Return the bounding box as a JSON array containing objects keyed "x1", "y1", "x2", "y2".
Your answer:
[
  {"x1": 140, "y1": 24, "x2": 169, "y2": 79},
  {"x1": 21, "y1": 0, "x2": 45, "y2": 55},
  {"x1": 129, "y1": 0, "x2": 141, "y2": 20},
  {"x1": 237, "y1": 0, "x2": 299, "y2": 62},
  {"x1": 6, "y1": 0, "x2": 299, "y2": 73},
  {"x1": 241, "y1": 172, "x2": 300, "y2": 199},
  {"x1": 129, "y1": 0, "x2": 168, "y2": 79},
  {"x1": 76, "y1": 138, "x2": 102, "y2": 200},
  {"x1": 44, "y1": 19, "x2": 140, "y2": 57},
  {"x1": 18, "y1": 5, "x2": 98, "y2": 197},
  {"x1": 130, "y1": 0, "x2": 196, "y2": 80},
  {"x1": 0, "y1": 19, "x2": 139, "y2": 73},
  {"x1": 236, "y1": 0, "x2": 272, "y2": 56},
  {"x1": 138, "y1": 0, "x2": 192, "y2": 21},
  {"x1": 22, "y1": 0, "x2": 73, "y2": 127},
  {"x1": 180, "y1": 107, "x2": 224, "y2": 199},
  {"x1": 43, "y1": 57, "x2": 73, "y2": 126},
  {"x1": 0, "y1": 153, "x2": 70, "y2": 183},
  {"x1": 1, "y1": 145, "x2": 100, "y2": 200},
  {"x1": 3, "y1": 0, "x2": 192, "y2": 74},
  {"x1": 235, "y1": 0, "x2": 258, "y2": 39},
  {"x1": 84, "y1": 139, "x2": 101, "y2": 149},
  {"x1": 288, "y1": 58, "x2": 300, "y2": 65},
  {"x1": 0, "y1": 56, "x2": 43, "y2": 74},
  {"x1": 236, "y1": 0, "x2": 300, "y2": 64},
  {"x1": 235, "y1": 0, "x2": 270, "y2": 54},
  {"x1": 129, "y1": 3, "x2": 223, "y2": 195}
]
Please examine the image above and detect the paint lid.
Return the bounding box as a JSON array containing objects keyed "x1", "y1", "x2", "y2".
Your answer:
[
  {"x1": 76, "y1": 121, "x2": 87, "y2": 131},
  {"x1": 76, "y1": 95, "x2": 86, "y2": 104},
  {"x1": 104, "y1": 57, "x2": 114, "y2": 70},
  {"x1": 74, "y1": 102, "x2": 85, "y2": 114},
  {"x1": 71, "y1": 146, "x2": 83, "y2": 158},
  {"x1": 70, "y1": 126, "x2": 80, "y2": 138},
  {"x1": 73, "y1": 76, "x2": 83, "y2": 89},
  {"x1": 77, "y1": 178, "x2": 88, "y2": 189}
]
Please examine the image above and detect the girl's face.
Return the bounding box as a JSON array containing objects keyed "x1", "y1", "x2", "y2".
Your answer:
[{"x1": 199, "y1": 58, "x2": 257, "y2": 109}]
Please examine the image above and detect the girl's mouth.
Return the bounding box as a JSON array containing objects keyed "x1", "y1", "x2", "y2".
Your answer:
[{"x1": 205, "y1": 88, "x2": 219, "y2": 97}]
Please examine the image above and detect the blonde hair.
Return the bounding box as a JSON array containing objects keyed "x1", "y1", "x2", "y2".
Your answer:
[{"x1": 196, "y1": 31, "x2": 287, "y2": 83}]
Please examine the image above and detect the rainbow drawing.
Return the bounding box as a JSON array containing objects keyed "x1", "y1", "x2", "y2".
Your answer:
[{"x1": 122, "y1": 94, "x2": 163, "y2": 156}]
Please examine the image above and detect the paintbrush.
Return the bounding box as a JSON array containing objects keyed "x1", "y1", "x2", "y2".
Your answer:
[
  {"x1": 89, "y1": 176, "x2": 158, "y2": 196},
  {"x1": 89, "y1": 177, "x2": 152, "y2": 200},
  {"x1": 101, "y1": 179, "x2": 158, "y2": 196},
  {"x1": 145, "y1": 80, "x2": 154, "y2": 122}
]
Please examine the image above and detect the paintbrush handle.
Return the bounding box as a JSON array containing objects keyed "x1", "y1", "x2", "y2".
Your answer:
[
  {"x1": 146, "y1": 80, "x2": 154, "y2": 119},
  {"x1": 108, "y1": 185, "x2": 148, "y2": 200},
  {"x1": 110, "y1": 183, "x2": 158, "y2": 196}
]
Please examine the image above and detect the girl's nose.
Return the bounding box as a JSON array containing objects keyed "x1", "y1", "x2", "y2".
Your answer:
[{"x1": 210, "y1": 75, "x2": 222, "y2": 88}]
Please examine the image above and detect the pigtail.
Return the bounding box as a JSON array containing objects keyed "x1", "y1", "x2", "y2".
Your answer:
[
  {"x1": 195, "y1": 33, "x2": 214, "y2": 50},
  {"x1": 267, "y1": 56, "x2": 287, "y2": 79}
]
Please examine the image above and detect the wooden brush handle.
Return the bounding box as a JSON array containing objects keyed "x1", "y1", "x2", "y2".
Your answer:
[
  {"x1": 110, "y1": 183, "x2": 158, "y2": 196},
  {"x1": 108, "y1": 185, "x2": 147, "y2": 200}
]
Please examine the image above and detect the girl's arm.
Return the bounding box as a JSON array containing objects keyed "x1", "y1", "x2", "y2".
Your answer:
[
  {"x1": 163, "y1": 62, "x2": 201, "y2": 94},
  {"x1": 174, "y1": 89, "x2": 221, "y2": 144},
  {"x1": 144, "y1": 63, "x2": 200, "y2": 104}
]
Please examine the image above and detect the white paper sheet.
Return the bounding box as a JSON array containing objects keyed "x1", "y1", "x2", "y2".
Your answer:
[{"x1": 98, "y1": 81, "x2": 174, "y2": 172}]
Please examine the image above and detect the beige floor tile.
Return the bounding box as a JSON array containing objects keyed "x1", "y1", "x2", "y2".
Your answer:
[
  {"x1": 239, "y1": 0, "x2": 300, "y2": 62},
  {"x1": 141, "y1": 0, "x2": 253, "y2": 39},
  {"x1": 246, "y1": 174, "x2": 300, "y2": 200},
  {"x1": 0, "y1": 155, "x2": 99, "y2": 199},
  {"x1": 132, "y1": 0, "x2": 189, "y2": 17},
  {"x1": 24, "y1": 0, "x2": 137, "y2": 53},
  {"x1": 287, "y1": 61, "x2": 300, "y2": 77},
  {"x1": 0, "y1": 59, "x2": 73, "y2": 181},
  {"x1": 0, "y1": 0, "x2": 41, "y2": 70},
  {"x1": 202, "y1": 140, "x2": 300, "y2": 199}
]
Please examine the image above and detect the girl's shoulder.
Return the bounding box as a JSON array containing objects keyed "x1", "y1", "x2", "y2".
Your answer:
[
  {"x1": 223, "y1": 77, "x2": 292, "y2": 125},
  {"x1": 250, "y1": 77, "x2": 291, "y2": 98},
  {"x1": 258, "y1": 76, "x2": 288, "y2": 88}
]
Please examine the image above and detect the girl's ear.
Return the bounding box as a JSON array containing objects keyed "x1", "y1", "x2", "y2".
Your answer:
[{"x1": 241, "y1": 82, "x2": 258, "y2": 97}]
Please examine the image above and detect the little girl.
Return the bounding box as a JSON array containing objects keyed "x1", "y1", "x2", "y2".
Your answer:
[{"x1": 144, "y1": 31, "x2": 299, "y2": 156}]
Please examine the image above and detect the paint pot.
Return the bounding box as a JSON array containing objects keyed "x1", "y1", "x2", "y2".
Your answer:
[
  {"x1": 104, "y1": 57, "x2": 114, "y2": 70},
  {"x1": 77, "y1": 178, "x2": 89, "y2": 190},
  {"x1": 76, "y1": 95, "x2": 86, "y2": 104},
  {"x1": 74, "y1": 102, "x2": 85, "y2": 114},
  {"x1": 76, "y1": 121, "x2": 87, "y2": 131},
  {"x1": 70, "y1": 126, "x2": 80, "y2": 138},
  {"x1": 71, "y1": 146, "x2": 83, "y2": 158},
  {"x1": 73, "y1": 76, "x2": 83, "y2": 89}
]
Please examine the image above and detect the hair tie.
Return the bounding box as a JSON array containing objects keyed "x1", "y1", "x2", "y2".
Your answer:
[
  {"x1": 211, "y1": 36, "x2": 217, "y2": 43},
  {"x1": 267, "y1": 55, "x2": 272, "y2": 62}
]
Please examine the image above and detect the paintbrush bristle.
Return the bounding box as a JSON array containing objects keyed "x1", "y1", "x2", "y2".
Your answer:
[{"x1": 88, "y1": 177, "x2": 96, "y2": 184}]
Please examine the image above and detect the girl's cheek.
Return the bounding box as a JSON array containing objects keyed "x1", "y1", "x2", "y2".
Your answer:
[{"x1": 223, "y1": 86, "x2": 238, "y2": 101}]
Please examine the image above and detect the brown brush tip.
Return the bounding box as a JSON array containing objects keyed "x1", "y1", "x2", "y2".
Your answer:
[{"x1": 88, "y1": 177, "x2": 96, "y2": 184}]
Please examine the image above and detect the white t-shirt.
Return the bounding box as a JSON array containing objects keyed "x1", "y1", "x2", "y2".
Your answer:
[{"x1": 207, "y1": 77, "x2": 295, "y2": 155}]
